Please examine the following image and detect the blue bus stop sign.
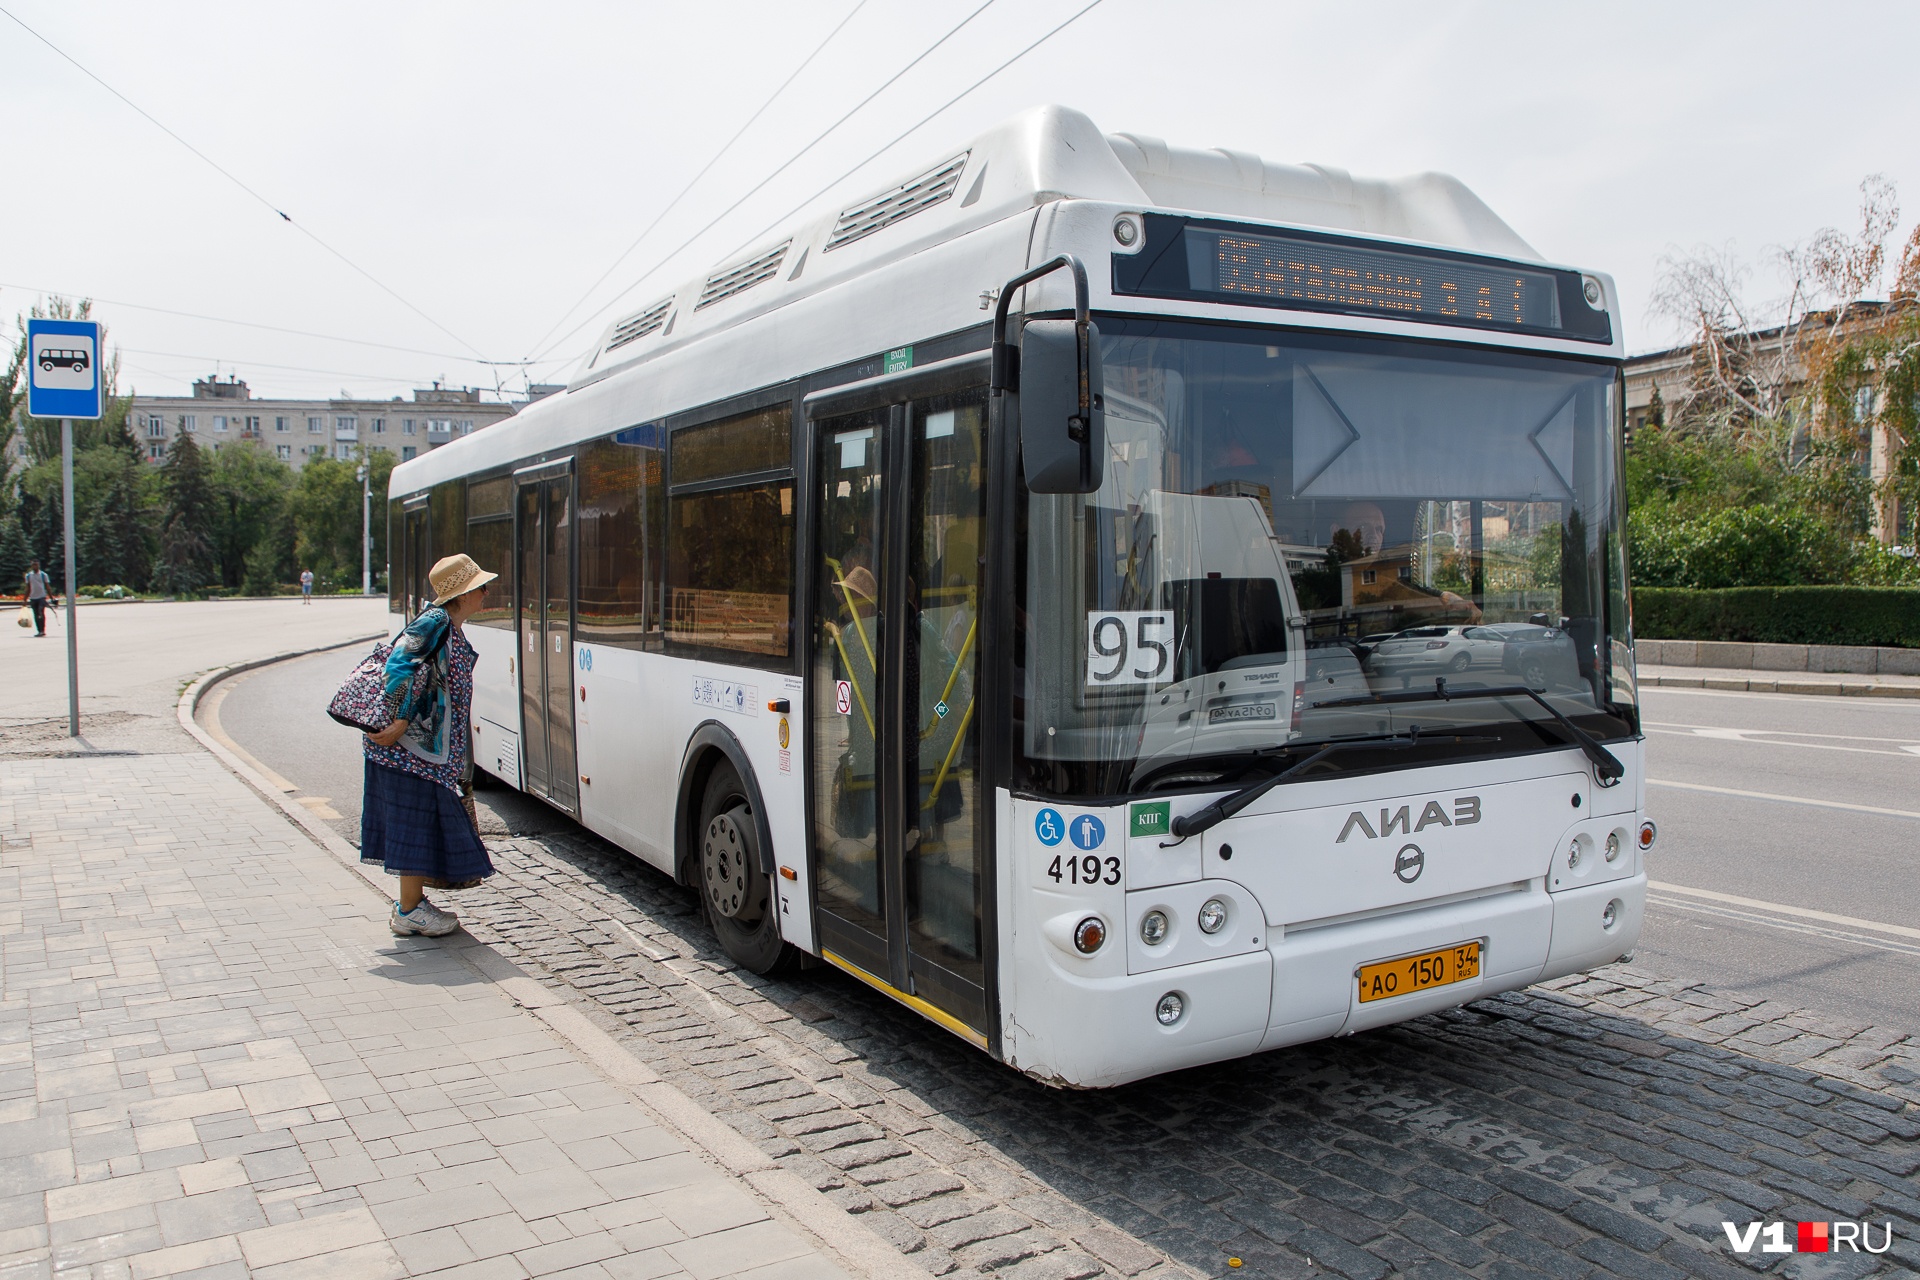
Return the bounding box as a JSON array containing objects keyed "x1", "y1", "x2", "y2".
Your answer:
[{"x1": 26, "y1": 318, "x2": 103, "y2": 420}]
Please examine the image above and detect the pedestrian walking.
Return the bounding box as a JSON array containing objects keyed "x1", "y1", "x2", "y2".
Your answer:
[
  {"x1": 300, "y1": 567, "x2": 314, "y2": 604},
  {"x1": 361, "y1": 553, "x2": 498, "y2": 936},
  {"x1": 22, "y1": 560, "x2": 52, "y2": 637}
]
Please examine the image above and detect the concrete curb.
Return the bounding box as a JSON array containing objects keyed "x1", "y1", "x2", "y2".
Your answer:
[
  {"x1": 1641, "y1": 672, "x2": 1920, "y2": 699},
  {"x1": 177, "y1": 648, "x2": 927, "y2": 1280}
]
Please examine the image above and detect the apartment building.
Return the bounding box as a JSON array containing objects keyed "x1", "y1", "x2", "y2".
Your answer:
[{"x1": 128, "y1": 377, "x2": 533, "y2": 468}]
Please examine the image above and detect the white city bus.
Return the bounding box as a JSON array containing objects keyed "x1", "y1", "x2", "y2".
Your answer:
[{"x1": 387, "y1": 106, "x2": 1650, "y2": 1088}]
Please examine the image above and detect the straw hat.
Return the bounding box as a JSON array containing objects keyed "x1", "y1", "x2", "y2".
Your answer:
[
  {"x1": 838, "y1": 565, "x2": 878, "y2": 603},
  {"x1": 430, "y1": 553, "x2": 499, "y2": 605}
]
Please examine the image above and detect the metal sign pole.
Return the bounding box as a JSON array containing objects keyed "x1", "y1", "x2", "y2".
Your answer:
[
  {"x1": 361, "y1": 462, "x2": 372, "y2": 595},
  {"x1": 62, "y1": 417, "x2": 79, "y2": 737}
]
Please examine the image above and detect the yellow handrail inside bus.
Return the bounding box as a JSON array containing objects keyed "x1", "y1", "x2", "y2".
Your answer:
[
  {"x1": 827, "y1": 625, "x2": 878, "y2": 739},
  {"x1": 922, "y1": 615, "x2": 977, "y2": 740},
  {"x1": 924, "y1": 696, "x2": 975, "y2": 812}
]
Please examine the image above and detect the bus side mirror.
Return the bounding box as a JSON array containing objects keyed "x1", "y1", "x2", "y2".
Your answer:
[{"x1": 1018, "y1": 318, "x2": 1104, "y2": 494}]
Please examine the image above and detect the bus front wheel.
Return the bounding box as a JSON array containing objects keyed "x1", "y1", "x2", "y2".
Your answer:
[{"x1": 697, "y1": 762, "x2": 799, "y2": 975}]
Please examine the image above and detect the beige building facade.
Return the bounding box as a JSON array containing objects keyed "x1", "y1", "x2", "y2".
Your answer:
[
  {"x1": 1622, "y1": 301, "x2": 1913, "y2": 544},
  {"x1": 128, "y1": 377, "x2": 540, "y2": 469}
]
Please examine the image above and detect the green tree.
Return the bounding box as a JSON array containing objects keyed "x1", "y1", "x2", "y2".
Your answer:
[
  {"x1": 291, "y1": 449, "x2": 394, "y2": 590},
  {"x1": 208, "y1": 446, "x2": 294, "y2": 590},
  {"x1": 0, "y1": 512, "x2": 30, "y2": 588},
  {"x1": 77, "y1": 450, "x2": 153, "y2": 589},
  {"x1": 156, "y1": 433, "x2": 217, "y2": 596}
]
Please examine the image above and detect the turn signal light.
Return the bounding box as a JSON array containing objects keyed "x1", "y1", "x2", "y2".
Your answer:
[
  {"x1": 1073, "y1": 917, "x2": 1106, "y2": 954},
  {"x1": 1638, "y1": 821, "x2": 1657, "y2": 850}
]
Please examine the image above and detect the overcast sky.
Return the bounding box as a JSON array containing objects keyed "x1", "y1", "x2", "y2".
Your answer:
[{"x1": 5, "y1": 0, "x2": 1918, "y2": 402}]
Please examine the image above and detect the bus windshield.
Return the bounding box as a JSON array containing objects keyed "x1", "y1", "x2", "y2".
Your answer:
[{"x1": 1015, "y1": 319, "x2": 1636, "y2": 798}]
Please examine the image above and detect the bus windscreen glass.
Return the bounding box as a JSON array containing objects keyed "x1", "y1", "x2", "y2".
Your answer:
[{"x1": 1015, "y1": 321, "x2": 1635, "y2": 797}]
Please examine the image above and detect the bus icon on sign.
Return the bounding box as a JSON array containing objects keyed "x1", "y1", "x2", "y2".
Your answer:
[
  {"x1": 29, "y1": 330, "x2": 97, "y2": 396},
  {"x1": 39, "y1": 348, "x2": 90, "y2": 374}
]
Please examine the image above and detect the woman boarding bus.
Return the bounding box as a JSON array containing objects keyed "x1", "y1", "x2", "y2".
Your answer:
[{"x1": 383, "y1": 107, "x2": 1647, "y2": 1087}]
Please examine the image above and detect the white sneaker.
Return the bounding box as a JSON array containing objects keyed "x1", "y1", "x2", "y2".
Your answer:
[{"x1": 390, "y1": 898, "x2": 459, "y2": 937}]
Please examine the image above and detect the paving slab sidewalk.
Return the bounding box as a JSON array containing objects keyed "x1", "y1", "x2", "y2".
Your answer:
[{"x1": 0, "y1": 742, "x2": 910, "y2": 1280}]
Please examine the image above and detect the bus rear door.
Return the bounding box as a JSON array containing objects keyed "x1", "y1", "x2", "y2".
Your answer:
[{"x1": 514, "y1": 461, "x2": 579, "y2": 813}]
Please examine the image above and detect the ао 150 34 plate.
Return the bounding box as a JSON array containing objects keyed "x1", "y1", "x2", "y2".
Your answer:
[{"x1": 1356, "y1": 941, "x2": 1482, "y2": 1003}]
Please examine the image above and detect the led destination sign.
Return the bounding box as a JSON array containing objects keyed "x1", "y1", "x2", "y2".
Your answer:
[
  {"x1": 1112, "y1": 214, "x2": 1612, "y2": 343},
  {"x1": 1200, "y1": 231, "x2": 1558, "y2": 328}
]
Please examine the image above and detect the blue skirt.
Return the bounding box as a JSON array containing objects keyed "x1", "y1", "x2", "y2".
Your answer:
[{"x1": 360, "y1": 760, "x2": 493, "y2": 882}]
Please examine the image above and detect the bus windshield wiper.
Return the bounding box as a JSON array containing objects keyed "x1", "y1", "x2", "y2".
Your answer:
[
  {"x1": 1169, "y1": 726, "x2": 1490, "y2": 840},
  {"x1": 1314, "y1": 677, "x2": 1626, "y2": 788}
]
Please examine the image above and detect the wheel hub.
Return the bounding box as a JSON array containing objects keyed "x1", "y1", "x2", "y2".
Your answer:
[{"x1": 702, "y1": 808, "x2": 752, "y2": 919}]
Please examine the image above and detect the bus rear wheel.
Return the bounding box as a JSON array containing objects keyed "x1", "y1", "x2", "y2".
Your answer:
[{"x1": 697, "y1": 762, "x2": 799, "y2": 975}]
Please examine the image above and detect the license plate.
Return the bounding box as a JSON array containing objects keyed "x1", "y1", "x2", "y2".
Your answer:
[
  {"x1": 1207, "y1": 702, "x2": 1276, "y2": 724},
  {"x1": 1356, "y1": 941, "x2": 1481, "y2": 1003}
]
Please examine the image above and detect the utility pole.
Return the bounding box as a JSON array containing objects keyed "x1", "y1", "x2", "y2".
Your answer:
[
  {"x1": 358, "y1": 459, "x2": 372, "y2": 596},
  {"x1": 62, "y1": 418, "x2": 78, "y2": 737}
]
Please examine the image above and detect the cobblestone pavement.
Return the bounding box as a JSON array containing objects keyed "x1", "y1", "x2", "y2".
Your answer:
[{"x1": 447, "y1": 824, "x2": 1920, "y2": 1280}]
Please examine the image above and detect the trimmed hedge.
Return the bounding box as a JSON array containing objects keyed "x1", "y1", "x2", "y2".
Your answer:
[{"x1": 1635, "y1": 587, "x2": 1920, "y2": 648}]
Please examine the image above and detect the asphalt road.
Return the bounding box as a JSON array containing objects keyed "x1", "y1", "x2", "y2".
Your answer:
[
  {"x1": 204, "y1": 651, "x2": 1920, "y2": 1279},
  {"x1": 212, "y1": 651, "x2": 1920, "y2": 1035},
  {"x1": 1634, "y1": 685, "x2": 1920, "y2": 1031}
]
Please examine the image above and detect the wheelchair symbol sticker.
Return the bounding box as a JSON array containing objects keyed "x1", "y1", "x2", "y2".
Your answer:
[
  {"x1": 1069, "y1": 815, "x2": 1106, "y2": 850},
  {"x1": 1034, "y1": 808, "x2": 1065, "y2": 846}
]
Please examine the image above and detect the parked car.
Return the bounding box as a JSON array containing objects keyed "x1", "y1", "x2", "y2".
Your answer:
[
  {"x1": 1362, "y1": 625, "x2": 1506, "y2": 681},
  {"x1": 1470, "y1": 622, "x2": 1582, "y2": 690}
]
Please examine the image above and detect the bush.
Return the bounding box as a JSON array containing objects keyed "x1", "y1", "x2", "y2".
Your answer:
[
  {"x1": 1634, "y1": 587, "x2": 1920, "y2": 647},
  {"x1": 1629, "y1": 505, "x2": 1848, "y2": 588}
]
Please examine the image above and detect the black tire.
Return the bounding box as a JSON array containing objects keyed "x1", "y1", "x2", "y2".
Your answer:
[
  {"x1": 1448, "y1": 651, "x2": 1472, "y2": 673},
  {"x1": 697, "y1": 762, "x2": 798, "y2": 974},
  {"x1": 1520, "y1": 655, "x2": 1547, "y2": 689}
]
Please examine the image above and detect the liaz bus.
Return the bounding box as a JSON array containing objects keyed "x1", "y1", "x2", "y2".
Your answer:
[{"x1": 387, "y1": 106, "x2": 1650, "y2": 1088}]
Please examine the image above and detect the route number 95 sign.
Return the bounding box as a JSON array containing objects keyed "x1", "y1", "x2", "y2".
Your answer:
[{"x1": 1085, "y1": 611, "x2": 1175, "y2": 687}]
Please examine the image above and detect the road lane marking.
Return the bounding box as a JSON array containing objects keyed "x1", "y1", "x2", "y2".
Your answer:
[
  {"x1": 198, "y1": 680, "x2": 299, "y2": 793},
  {"x1": 1645, "y1": 685, "x2": 1920, "y2": 709},
  {"x1": 296, "y1": 796, "x2": 343, "y2": 821},
  {"x1": 1649, "y1": 896, "x2": 1920, "y2": 958},
  {"x1": 1646, "y1": 720, "x2": 1920, "y2": 745},
  {"x1": 1644, "y1": 727, "x2": 1920, "y2": 758},
  {"x1": 1647, "y1": 777, "x2": 1920, "y2": 821},
  {"x1": 1648, "y1": 880, "x2": 1920, "y2": 942}
]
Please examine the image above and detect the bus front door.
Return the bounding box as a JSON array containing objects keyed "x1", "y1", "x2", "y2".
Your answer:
[
  {"x1": 515, "y1": 464, "x2": 578, "y2": 813},
  {"x1": 809, "y1": 382, "x2": 991, "y2": 1043},
  {"x1": 402, "y1": 499, "x2": 429, "y2": 617}
]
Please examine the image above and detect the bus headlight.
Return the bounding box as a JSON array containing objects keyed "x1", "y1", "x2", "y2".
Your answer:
[
  {"x1": 1198, "y1": 899, "x2": 1228, "y2": 934},
  {"x1": 1073, "y1": 917, "x2": 1107, "y2": 954},
  {"x1": 1605, "y1": 831, "x2": 1621, "y2": 863},
  {"x1": 1156, "y1": 992, "x2": 1185, "y2": 1025},
  {"x1": 1140, "y1": 911, "x2": 1169, "y2": 946}
]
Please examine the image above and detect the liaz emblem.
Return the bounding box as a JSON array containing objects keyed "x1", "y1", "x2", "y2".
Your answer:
[{"x1": 1338, "y1": 795, "x2": 1480, "y2": 842}]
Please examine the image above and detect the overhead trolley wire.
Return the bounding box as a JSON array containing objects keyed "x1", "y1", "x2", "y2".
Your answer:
[
  {"x1": 527, "y1": 0, "x2": 1002, "y2": 366},
  {"x1": 521, "y1": 0, "x2": 871, "y2": 361},
  {"x1": 0, "y1": 281, "x2": 532, "y2": 367},
  {"x1": 0, "y1": 4, "x2": 492, "y2": 362},
  {"x1": 728, "y1": 0, "x2": 1109, "y2": 261}
]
